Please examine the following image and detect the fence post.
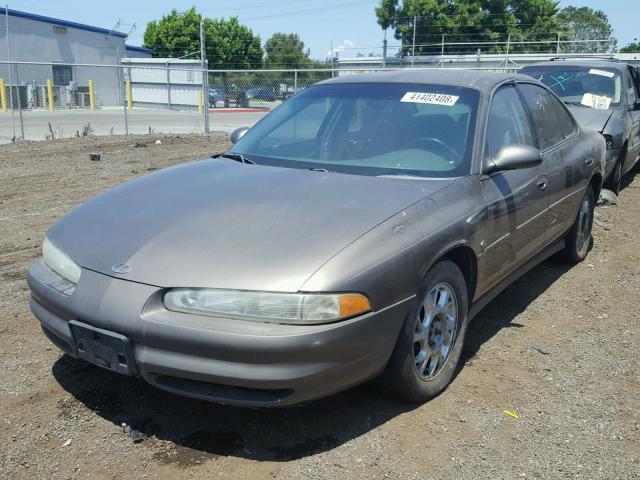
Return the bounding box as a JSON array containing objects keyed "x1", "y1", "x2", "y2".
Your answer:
[
  {"x1": 126, "y1": 79, "x2": 132, "y2": 110},
  {"x1": 166, "y1": 62, "x2": 172, "y2": 109},
  {"x1": 88, "y1": 79, "x2": 95, "y2": 111},
  {"x1": 294, "y1": 69, "x2": 298, "y2": 93},
  {"x1": 121, "y1": 67, "x2": 129, "y2": 135},
  {"x1": 197, "y1": 91, "x2": 203, "y2": 113},
  {"x1": 46, "y1": 79, "x2": 54, "y2": 111},
  {"x1": 0, "y1": 78, "x2": 6, "y2": 112},
  {"x1": 15, "y1": 65, "x2": 24, "y2": 140}
]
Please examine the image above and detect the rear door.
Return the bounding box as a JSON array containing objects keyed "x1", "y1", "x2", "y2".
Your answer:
[
  {"x1": 517, "y1": 82, "x2": 589, "y2": 242},
  {"x1": 476, "y1": 84, "x2": 549, "y2": 297}
]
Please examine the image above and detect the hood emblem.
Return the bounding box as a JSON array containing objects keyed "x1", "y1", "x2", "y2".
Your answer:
[{"x1": 111, "y1": 263, "x2": 132, "y2": 275}]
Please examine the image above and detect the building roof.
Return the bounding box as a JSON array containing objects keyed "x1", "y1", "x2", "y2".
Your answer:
[
  {"x1": 125, "y1": 45, "x2": 154, "y2": 54},
  {"x1": 0, "y1": 8, "x2": 128, "y2": 38}
]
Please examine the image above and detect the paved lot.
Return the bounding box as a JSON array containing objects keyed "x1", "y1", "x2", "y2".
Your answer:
[
  {"x1": 0, "y1": 107, "x2": 269, "y2": 143},
  {"x1": 0, "y1": 135, "x2": 639, "y2": 480}
]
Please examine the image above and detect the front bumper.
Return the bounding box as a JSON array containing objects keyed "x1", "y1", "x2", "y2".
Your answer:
[{"x1": 27, "y1": 259, "x2": 412, "y2": 407}]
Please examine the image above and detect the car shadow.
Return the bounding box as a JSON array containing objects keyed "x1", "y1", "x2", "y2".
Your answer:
[{"x1": 51, "y1": 259, "x2": 573, "y2": 465}]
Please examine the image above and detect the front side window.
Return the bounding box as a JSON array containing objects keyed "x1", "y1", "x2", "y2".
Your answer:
[
  {"x1": 518, "y1": 83, "x2": 576, "y2": 150},
  {"x1": 231, "y1": 82, "x2": 480, "y2": 178},
  {"x1": 521, "y1": 65, "x2": 622, "y2": 109},
  {"x1": 486, "y1": 84, "x2": 535, "y2": 159}
]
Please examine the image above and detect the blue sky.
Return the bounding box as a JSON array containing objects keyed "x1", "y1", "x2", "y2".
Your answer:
[{"x1": 6, "y1": 0, "x2": 639, "y2": 59}]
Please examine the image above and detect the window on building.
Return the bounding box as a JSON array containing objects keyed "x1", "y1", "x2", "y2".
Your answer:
[{"x1": 52, "y1": 65, "x2": 73, "y2": 86}]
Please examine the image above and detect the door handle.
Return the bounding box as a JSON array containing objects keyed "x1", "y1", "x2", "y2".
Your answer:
[
  {"x1": 584, "y1": 156, "x2": 594, "y2": 166},
  {"x1": 537, "y1": 176, "x2": 549, "y2": 190}
]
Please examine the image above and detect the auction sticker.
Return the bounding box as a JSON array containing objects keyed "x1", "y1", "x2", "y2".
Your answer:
[
  {"x1": 401, "y1": 92, "x2": 459, "y2": 106},
  {"x1": 588, "y1": 68, "x2": 615, "y2": 78}
]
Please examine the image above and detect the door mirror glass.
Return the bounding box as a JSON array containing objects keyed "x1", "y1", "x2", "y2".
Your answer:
[
  {"x1": 230, "y1": 127, "x2": 250, "y2": 144},
  {"x1": 485, "y1": 144, "x2": 543, "y2": 175}
]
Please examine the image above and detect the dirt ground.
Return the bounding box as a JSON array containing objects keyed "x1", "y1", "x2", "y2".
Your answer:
[{"x1": 1, "y1": 135, "x2": 639, "y2": 480}]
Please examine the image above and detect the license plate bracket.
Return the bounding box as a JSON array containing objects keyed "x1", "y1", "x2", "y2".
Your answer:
[{"x1": 69, "y1": 320, "x2": 138, "y2": 376}]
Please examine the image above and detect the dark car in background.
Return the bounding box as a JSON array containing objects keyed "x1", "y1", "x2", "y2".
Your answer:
[
  {"x1": 246, "y1": 87, "x2": 277, "y2": 102},
  {"x1": 521, "y1": 59, "x2": 640, "y2": 194},
  {"x1": 28, "y1": 70, "x2": 604, "y2": 407},
  {"x1": 208, "y1": 87, "x2": 225, "y2": 107}
]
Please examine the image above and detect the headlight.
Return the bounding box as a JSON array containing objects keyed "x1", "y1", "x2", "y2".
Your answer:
[
  {"x1": 42, "y1": 237, "x2": 81, "y2": 284},
  {"x1": 163, "y1": 289, "x2": 371, "y2": 324}
]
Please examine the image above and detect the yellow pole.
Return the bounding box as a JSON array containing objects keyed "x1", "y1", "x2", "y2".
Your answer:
[
  {"x1": 0, "y1": 79, "x2": 6, "y2": 112},
  {"x1": 126, "y1": 79, "x2": 132, "y2": 110},
  {"x1": 197, "y1": 91, "x2": 203, "y2": 113},
  {"x1": 47, "y1": 79, "x2": 54, "y2": 111},
  {"x1": 88, "y1": 79, "x2": 95, "y2": 111}
]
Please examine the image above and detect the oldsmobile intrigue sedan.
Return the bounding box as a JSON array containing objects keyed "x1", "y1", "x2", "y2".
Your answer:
[{"x1": 28, "y1": 70, "x2": 605, "y2": 407}]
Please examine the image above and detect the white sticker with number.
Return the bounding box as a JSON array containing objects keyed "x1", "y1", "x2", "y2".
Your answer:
[
  {"x1": 401, "y1": 92, "x2": 459, "y2": 106},
  {"x1": 588, "y1": 68, "x2": 615, "y2": 78}
]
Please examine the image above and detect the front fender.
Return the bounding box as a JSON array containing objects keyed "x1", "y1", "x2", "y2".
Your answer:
[{"x1": 301, "y1": 176, "x2": 485, "y2": 312}]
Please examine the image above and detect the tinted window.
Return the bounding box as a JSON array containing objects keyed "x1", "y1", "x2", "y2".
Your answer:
[
  {"x1": 231, "y1": 83, "x2": 480, "y2": 178},
  {"x1": 518, "y1": 83, "x2": 575, "y2": 150},
  {"x1": 521, "y1": 65, "x2": 622, "y2": 108},
  {"x1": 486, "y1": 85, "x2": 535, "y2": 159}
]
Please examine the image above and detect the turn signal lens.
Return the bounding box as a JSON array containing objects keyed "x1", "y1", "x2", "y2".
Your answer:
[{"x1": 338, "y1": 294, "x2": 371, "y2": 318}]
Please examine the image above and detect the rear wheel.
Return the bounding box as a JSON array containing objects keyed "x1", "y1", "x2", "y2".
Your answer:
[
  {"x1": 378, "y1": 260, "x2": 469, "y2": 403},
  {"x1": 559, "y1": 184, "x2": 594, "y2": 263}
]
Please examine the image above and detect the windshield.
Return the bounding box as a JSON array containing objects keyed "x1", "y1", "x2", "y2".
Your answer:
[
  {"x1": 230, "y1": 82, "x2": 479, "y2": 178},
  {"x1": 521, "y1": 65, "x2": 622, "y2": 109}
]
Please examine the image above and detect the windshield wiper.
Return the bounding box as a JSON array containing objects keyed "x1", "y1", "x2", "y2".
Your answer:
[
  {"x1": 309, "y1": 168, "x2": 329, "y2": 173},
  {"x1": 563, "y1": 101, "x2": 588, "y2": 107},
  {"x1": 216, "y1": 153, "x2": 256, "y2": 165}
]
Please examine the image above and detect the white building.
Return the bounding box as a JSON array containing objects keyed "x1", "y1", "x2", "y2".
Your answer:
[
  {"x1": 122, "y1": 58, "x2": 204, "y2": 111},
  {"x1": 0, "y1": 8, "x2": 152, "y2": 107}
]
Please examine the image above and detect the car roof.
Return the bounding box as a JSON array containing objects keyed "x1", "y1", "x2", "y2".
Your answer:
[
  {"x1": 318, "y1": 69, "x2": 533, "y2": 92},
  {"x1": 521, "y1": 59, "x2": 629, "y2": 72}
]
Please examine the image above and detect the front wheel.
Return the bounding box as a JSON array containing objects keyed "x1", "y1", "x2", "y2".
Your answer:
[
  {"x1": 559, "y1": 184, "x2": 595, "y2": 263},
  {"x1": 604, "y1": 158, "x2": 623, "y2": 195},
  {"x1": 378, "y1": 260, "x2": 469, "y2": 403}
]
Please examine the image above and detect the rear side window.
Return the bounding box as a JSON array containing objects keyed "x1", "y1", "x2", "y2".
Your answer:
[
  {"x1": 486, "y1": 84, "x2": 535, "y2": 159},
  {"x1": 518, "y1": 83, "x2": 576, "y2": 150}
]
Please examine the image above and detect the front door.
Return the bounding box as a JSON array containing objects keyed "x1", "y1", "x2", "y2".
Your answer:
[{"x1": 476, "y1": 84, "x2": 549, "y2": 298}]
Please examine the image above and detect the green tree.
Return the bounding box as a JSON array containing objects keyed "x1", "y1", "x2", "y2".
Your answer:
[
  {"x1": 265, "y1": 33, "x2": 311, "y2": 68},
  {"x1": 143, "y1": 8, "x2": 263, "y2": 69},
  {"x1": 143, "y1": 8, "x2": 202, "y2": 58},
  {"x1": 558, "y1": 6, "x2": 615, "y2": 53},
  {"x1": 620, "y1": 42, "x2": 640, "y2": 53},
  {"x1": 375, "y1": 0, "x2": 564, "y2": 55}
]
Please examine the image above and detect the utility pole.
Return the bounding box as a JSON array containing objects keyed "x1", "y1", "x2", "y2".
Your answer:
[
  {"x1": 200, "y1": 19, "x2": 209, "y2": 133},
  {"x1": 382, "y1": 29, "x2": 387, "y2": 68},
  {"x1": 411, "y1": 15, "x2": 417, "y2": 67}
]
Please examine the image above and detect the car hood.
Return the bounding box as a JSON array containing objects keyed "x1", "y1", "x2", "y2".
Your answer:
[
  {"x1": 566, "y1": 105, "x2": 614, "y2": 133},
  {"x1": 47, "y1": 159, "x2": 451, "y2": 292}
]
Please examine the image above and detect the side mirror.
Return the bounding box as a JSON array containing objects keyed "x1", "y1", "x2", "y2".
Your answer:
[
  {"x1": 485, "y1": 144, "x2": 543, "y2": 175},
  {"x1": 230, "y1": 127, "x2": 250, "y2": 144}
]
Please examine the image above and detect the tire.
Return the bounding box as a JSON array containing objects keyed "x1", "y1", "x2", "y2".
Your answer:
[
  {"x1": 378, "y1": 259, "x2": 469, "y2": 403},
  {"x1": 604, "y1": 156, "x2": 623, "y2": 195},
  {"x1": 559, "y1": 184, "x2": 595, "y2": 263}
]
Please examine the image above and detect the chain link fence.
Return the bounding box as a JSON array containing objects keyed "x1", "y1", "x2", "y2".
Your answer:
[{"x1": 1, "y1": 60, "x2": 514, "y2": 143}]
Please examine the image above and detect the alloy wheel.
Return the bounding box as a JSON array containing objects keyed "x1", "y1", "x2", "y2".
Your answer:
[{"x1": 413, "y1": 282, "x2": 458, "y2": 379}]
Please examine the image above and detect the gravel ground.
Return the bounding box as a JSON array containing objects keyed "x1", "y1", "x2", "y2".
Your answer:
[{"x1": 1, "y1": 135, "x2": 639, "y2": 480}]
